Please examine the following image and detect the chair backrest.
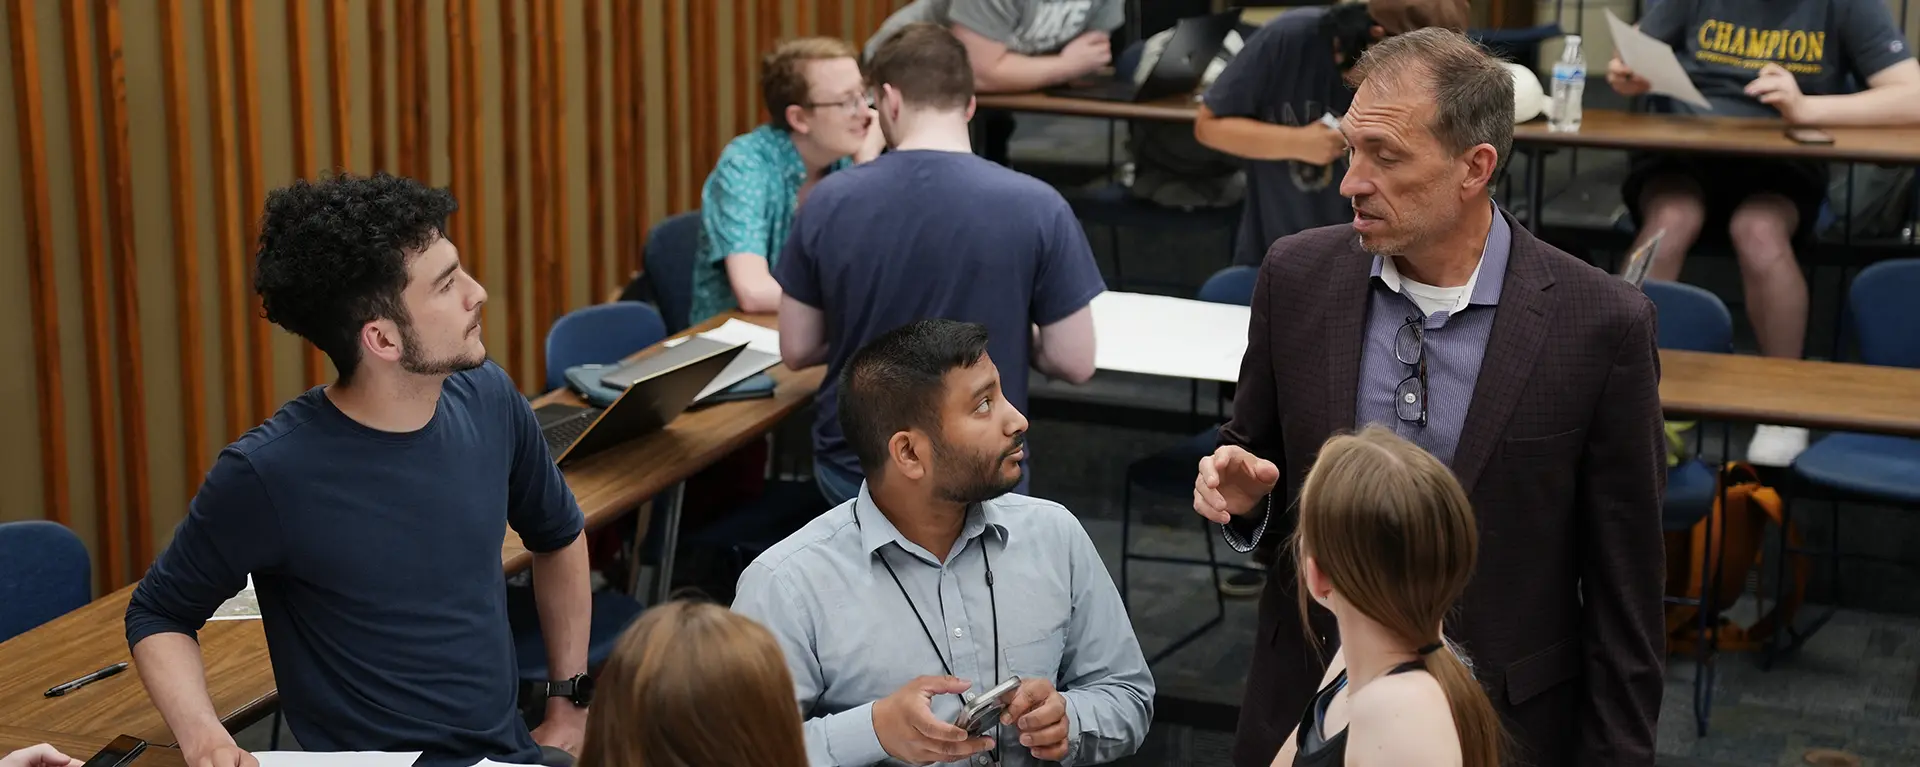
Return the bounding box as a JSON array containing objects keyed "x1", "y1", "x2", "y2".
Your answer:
[
  {"x1": 1642, "y1": 280, "x2": 1733, "y2": 353},
  {"x1": 643, "y1": 211, "x2": 704, "y2": 335},
  {"x1": 1849, "y1": 258, "x2": 1920, "y2": 369},
  {"x1": 1197, "y1": 265, "x2": 1258, "y2": 306},
  {"x1": 544, "y1": 302, "x2": 668, "y2": 392},
  {"x1": 0, "y1": 521, "x2": 90, "y2": 642}
]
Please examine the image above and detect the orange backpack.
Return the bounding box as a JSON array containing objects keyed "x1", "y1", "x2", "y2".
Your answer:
[{"x1": 1664, "y1": 462, "x2": 1810, "y2": 654}]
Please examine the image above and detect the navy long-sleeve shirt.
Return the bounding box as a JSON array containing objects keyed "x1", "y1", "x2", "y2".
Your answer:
[{"x1": 126, "y1": 362, "x2": 584, "y2": 766}]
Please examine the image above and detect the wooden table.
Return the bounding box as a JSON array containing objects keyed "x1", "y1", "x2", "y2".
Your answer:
[
  {"x1": 1510, "y1": 109, "x2": 1920, "y2": 229},
  {"x1": 0, "y1": 726, "x2": 188, "y2": 767},
  {"x1": 1513, "y1": 109, "x2": 1920, "y2": 164},
  {"x1": 1659, "y1": 349, "x2": 1920, "y2": 437},
  {"x1": 0, "y1": 313, "x2": 823, "y2": 746},
  {"x1": 975, "y1": 91, "x2": 1201, "y2": 123}
]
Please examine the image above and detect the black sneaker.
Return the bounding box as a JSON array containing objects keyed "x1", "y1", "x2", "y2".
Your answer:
[{"x1": 1219, "y1": 567, "x2": 1265, "y2": 598}]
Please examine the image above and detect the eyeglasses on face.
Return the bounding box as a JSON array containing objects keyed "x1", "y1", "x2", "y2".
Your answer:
[{"x1": 802, "y1": 93, "x2": 874, "y2": 113}]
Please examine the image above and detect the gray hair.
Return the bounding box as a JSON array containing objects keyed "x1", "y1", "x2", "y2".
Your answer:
[{"x1": 1349, "y1": 28, "x2": 1514, "y2": 173}]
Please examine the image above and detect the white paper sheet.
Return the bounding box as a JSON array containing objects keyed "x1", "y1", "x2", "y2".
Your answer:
[
  {"x1": 1606, "y1": 10, "x2": 1712, "y2": 109},
  {"x1": 1089, "y1": 292, "x2": 1250, "y2": 384},
  {"x1": 253, "y1": 752, "x2": 422, "y2": 767},
  {"x1": 699, "y1": 318, "x2": 783, "y2": 358},
  {"x1": 209, "y1": 575, "x2": 260, "y2": 621}
]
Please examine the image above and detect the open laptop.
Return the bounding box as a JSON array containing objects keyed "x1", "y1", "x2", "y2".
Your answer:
[
  {"x1": 1046, "y1": 9, "x2": 1240, "y2": 103},
  {"x1": 597, "y1": 334, "x2": 781, "y2": 402},
  {"x1": 536, "y1": 340, "x2": 746, "y2": 465}
]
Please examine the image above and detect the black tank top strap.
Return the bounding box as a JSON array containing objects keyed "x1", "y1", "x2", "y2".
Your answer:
[{"x1": 1389, "y1": 659, "x2": 1428, "y2": 676}]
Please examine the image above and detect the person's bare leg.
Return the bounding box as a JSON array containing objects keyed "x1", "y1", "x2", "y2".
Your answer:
[
  {"x1": 1727, "y1": 194, "x2": 1806, "y2": 360},
  {"x1": 1634, "y1": 174, "x2": 1707, "y2": 281}
]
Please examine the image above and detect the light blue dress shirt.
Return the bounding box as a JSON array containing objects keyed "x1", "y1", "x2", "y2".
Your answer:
[{"x1": 733, "y1": 483, "x2": 1154, "y2": 767}]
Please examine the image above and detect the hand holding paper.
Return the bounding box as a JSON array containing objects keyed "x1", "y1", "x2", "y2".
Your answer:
[{"x1": 1604, "y1": 10, "x2": 1711, "y2": 109}]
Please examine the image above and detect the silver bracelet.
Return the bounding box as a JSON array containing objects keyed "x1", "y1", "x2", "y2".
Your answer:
[{"x1": 1219, "y1": 493, "x2": 1273, "y2": 554}]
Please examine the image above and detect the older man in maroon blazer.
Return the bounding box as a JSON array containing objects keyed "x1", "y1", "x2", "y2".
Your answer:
[{"x1": 1192, "y1": 29, "x2": 1667, "y2": 767}]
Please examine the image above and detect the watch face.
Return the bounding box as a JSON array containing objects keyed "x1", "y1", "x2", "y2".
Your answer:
[{"x1": 573, "y1": 673, "x2": 595, "y2": 704}]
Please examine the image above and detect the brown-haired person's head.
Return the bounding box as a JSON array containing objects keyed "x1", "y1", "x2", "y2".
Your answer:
[
  {"x1": 761, "y1": 37, "x2": 872, "y2": 158},
  {"x1": 864, "y1": 23, "x2": 976, "y2": 148},
  {"x1": 576, "y1": 601, "x2": 808, "y2": 767},
  {"x1": 1293, "y1": 426, "x2": 1503, "y2": 767},
  {"x1": 1337, "y1": 27, "x2": 1513, "y2": 260}
]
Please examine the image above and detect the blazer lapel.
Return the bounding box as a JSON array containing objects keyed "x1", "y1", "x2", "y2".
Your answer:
[
  {"x1": 1323, "y1": 237, "x2": 1373, "y2": 441},
  {"x1": 1451, "y1": 215, "x2": 1556, "y2": 496}
]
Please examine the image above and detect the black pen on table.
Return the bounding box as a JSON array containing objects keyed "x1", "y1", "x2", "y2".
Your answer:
[{"x1": 44, "y1": 661, "x2": 129, "y2": 697}]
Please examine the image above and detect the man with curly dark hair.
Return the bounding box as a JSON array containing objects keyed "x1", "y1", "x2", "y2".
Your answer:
[{"x1": 124, "y1": 174, "x2": 593, "y2": 767}]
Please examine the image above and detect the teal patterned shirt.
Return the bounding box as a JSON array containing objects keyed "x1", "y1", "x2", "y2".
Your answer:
[{"x1": 690, "y1": 124, "x2": 851, "y2": 324}]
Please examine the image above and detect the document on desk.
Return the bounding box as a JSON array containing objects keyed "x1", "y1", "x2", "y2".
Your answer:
[
  {"x1": 701, "y1": 318, "x2": 782, "y2": 357},
  {"x1": 209, "y1": 575, "x2": 261, "y2": 621},
  {"x1": 1089, "y1": 292, "x2": 1250, "y2": 384},
  {"x1": 253, "y1": 752, "x2": 422, "y2": 767},
  {"x1": 1606, "y1": 10, "x2": 1711, "y2": 109}
]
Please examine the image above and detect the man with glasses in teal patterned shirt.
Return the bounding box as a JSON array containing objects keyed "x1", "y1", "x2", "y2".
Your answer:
[{"x1": 690, "y1": 37, "x2": 886, "y2": 325}]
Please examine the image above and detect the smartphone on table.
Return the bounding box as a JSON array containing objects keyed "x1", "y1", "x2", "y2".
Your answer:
[{"x1": 80, "y1": 736, "x2": 148, "y2": 767}]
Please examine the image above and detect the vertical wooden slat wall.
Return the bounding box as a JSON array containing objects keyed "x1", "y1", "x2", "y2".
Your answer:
[
  {"x1": 94, "y1": 0, "x2": 153, "y2": 574},
  {"x1": 204, "y1": 0, "x2": 250, "y2": 444},
  {"x1": 58, "y1": 0, "x2": 125, "y2": 588},
  {"x1": 158, "y1": 0, "x2": 206, "y2": 499},
  {"x1": 368, "y1": 0, "x2": 388, "y2": 172},
  {"x1": 232, "y1": 0, "x2": 272, "y2": 427},
  {"x1": 0, "y1": 0, "x2": 914, "y2": 591},
  {"x1": 583, "y1": 0, "x2": 604, "y2": 303},
  {"x1": 499, "y1": 0, "x2": 527, "y2": 387},
  {"x1": 6, "y1": 0, "x2": 73, "y2": 528},
  {"x1": 285, "y1": 0, "x2": 326, "y2": 387}
]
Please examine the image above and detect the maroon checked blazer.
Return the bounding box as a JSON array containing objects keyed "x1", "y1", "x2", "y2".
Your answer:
[{"x1": 1221, "y1": 212, "x2": 1667, "y2": 767}]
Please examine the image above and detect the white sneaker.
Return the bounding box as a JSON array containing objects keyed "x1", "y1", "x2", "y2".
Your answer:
[{"x1": 1746, "y1": 424, "x2": 1810, "y2": 467}]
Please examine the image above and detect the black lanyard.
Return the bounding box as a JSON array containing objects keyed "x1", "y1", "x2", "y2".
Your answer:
[{"x1": 863, "y1": 501, "x2": 1003, "y2": 760}]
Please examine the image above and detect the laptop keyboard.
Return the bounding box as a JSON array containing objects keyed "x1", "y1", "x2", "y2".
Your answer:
[{"x1": 542, "y1": 411, "x2": 599, "y2": 457}]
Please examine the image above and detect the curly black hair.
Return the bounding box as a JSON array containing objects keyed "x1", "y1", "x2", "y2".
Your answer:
[{"x1": 253, "y1": 173, "x2": 458, "y2": 384}]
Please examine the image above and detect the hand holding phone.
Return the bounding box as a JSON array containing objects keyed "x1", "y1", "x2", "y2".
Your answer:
[
  {"x1": 953, "y1": 676, "x2": 1023, "y2": 736},
  {"x1": 1785, "y1": 127, "x2": 1834, "y2": 145},
  {"x1": 873, "y1": 676, "x2": 994, "y2": 765}
]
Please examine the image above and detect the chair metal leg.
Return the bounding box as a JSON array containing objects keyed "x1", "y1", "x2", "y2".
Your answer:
[
  {"x1": 1120, "y1": 482, "x2": 1133, "y2": 612},
  {"x1": 1763, "y1": 487, "x2": 1794, "y2": 671},
  {"x1": 1691, "y1": 458, "x2": 1725, "y2": 736},
  {"x1": 1828, "y1": 499, "x2": 1842, "y2": 608},
  {"x1": 270, "y1": 710, "x2": 282, "y2": 750}
]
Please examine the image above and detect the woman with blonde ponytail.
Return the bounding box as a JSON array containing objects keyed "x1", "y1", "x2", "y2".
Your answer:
[{"x1": 1271, "y1": 426, "x2": 1504, "y2": 767}]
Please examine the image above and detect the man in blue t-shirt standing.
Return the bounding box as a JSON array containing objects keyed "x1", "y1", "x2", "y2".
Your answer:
[
  {"x1": 125, "y1": 174, "x2": 592, "y2": 767},
  {"x1": 775, "y1": 22, "x2": 1107, "y2": 506}
]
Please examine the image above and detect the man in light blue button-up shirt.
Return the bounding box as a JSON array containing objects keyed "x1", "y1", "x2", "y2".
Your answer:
[{"x1": 734, "y1": 320, "x2": 1153, "y2": 767}]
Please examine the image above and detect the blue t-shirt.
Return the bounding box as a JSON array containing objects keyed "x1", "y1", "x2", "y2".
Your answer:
[
  {"x1": 773, "y1": 149, "x2": 1107, "y2": 491},
  {"x1": 126, "y1": 362, "x2": 584, "y2": 767},
  {"x1": 1202, "y1": 7, "x2": 1350, "y2": 266}
]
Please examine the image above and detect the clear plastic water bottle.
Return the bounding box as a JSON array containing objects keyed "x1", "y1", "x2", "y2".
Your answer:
[{"x1": 1549, "y1": 35, "x2": 1586, "y2": 133}]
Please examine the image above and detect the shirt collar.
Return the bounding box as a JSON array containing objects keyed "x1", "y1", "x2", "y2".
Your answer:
[
  {"x1": 853, "y1": 482, "x2": 1009, "y2": 564},
  {"x1": 1369, "y1": 202, "x2": 1512, "y2": 310}
]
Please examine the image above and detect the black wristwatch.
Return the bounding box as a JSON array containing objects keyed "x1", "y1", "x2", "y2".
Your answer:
[{"x1": 543, "y1": 673, "x2": 594, "y2": 707}]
